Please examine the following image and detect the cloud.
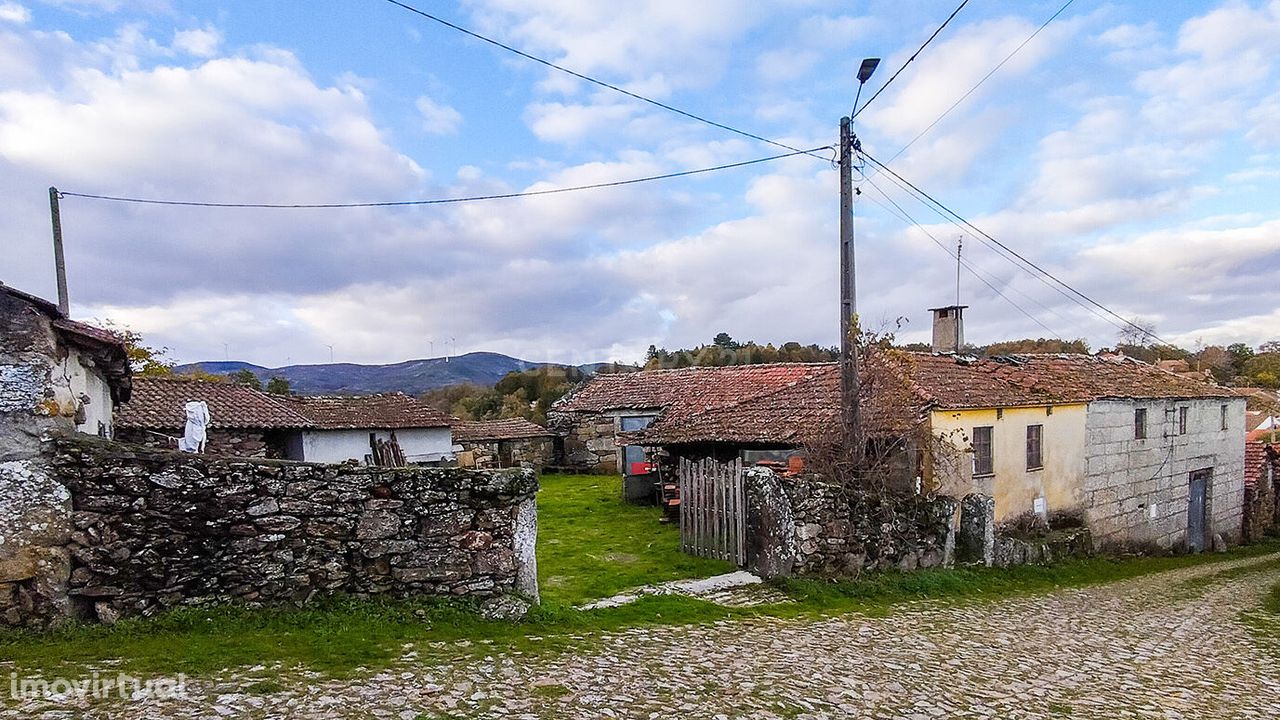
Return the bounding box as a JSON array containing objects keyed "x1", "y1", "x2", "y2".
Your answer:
[
  {"x1": 0, "y1": 2, "x2": 31, "y2": 23},
  {"x1": 171, "y1": 26, "x2": 220, "y2": 58},
  {"x1": 415, "y1": 95, "x2": 462, "y2": 135}
]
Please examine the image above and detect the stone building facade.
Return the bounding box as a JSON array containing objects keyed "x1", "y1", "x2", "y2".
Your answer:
[
  {"x1": 453, "y1": 418, "x2": 555, "y2": 470},
  {"x1": 1082, "y1": 399, "x2": 1246, "y2": 551},
  {"x1": 0, "y1": 284, "x2": 132, "y2": 627},
  {"x1": 1243, "y1": 441, "x2": 1278, "y2": 542}
]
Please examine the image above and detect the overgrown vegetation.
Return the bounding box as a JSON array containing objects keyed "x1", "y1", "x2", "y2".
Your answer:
[{"x1": 1, "y1": 475, "x2": 1276, "y2": 680}]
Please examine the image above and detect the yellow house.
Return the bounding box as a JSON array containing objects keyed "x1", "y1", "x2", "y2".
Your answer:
[{"x1": 929, "y1": 403, "x2": 1087, "y2": 522}]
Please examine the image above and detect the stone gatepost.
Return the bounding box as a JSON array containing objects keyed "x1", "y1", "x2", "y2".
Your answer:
[
  {"x1": 956, "y1": 493, "x2": 995, "y2": 566},
  {"x1": 742, "y1": 467, "x2": 797, "y2": 579}
]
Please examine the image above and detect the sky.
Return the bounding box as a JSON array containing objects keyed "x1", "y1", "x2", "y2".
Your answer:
[{"x1": 1, "y1": 0, "x2": 1278, "y2": 367}]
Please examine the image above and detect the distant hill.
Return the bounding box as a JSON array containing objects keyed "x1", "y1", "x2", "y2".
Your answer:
[{"x1": 176, "y1": 352, "x2": 597, "y2": 395}]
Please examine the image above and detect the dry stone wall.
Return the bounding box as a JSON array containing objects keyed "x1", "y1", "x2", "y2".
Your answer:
[
  {"x1": 6, "y1": 434, "x2": 539, "y2": 628},
  {"x1": 742, "y1": 469, "x2": 1089, "y2": 580}
]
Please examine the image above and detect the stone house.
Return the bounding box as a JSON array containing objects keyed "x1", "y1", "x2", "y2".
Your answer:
[
  {"x1": 0, "y1": 283, "x2": 132, "y2": 441},
  {"x1": 622, "y1": 349, "x2": 1246, "y2": 552},
  {"x1": 452, "y1": 418, "x2": 555, "y2": 470},
  {"x1": 116, "y1": 378, "x2": 454, "y2": 464},
  {"x1": 0, "y1": 284, "x2": 132, "y2": 625},
  {"x1": 549, "y1": 363, "x2": 828, "y2": 474}
]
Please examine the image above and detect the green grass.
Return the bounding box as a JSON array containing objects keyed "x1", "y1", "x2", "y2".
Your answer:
[
  {"x1": 1, "y1": 472, "x2": 1277, "y2": 680},
  {"x1": 537, "y1": 473, "x2": 731, "y2": 605}
]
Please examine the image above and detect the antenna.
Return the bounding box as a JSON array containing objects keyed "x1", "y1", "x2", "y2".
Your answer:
[{"x1": 955, "y1": 234, "x2": 963, "y2": 307}]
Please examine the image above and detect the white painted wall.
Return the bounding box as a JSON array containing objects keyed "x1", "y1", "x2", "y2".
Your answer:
[
  {"x1": 298, "y1": 427, "x2": 453, "y2": 464},
  {"x1": 1082, "y1": 398, "x2": 1246, "y2": 550},
  {"x1": 50, "y1": 348, "x2": 115, "y2": 437}
]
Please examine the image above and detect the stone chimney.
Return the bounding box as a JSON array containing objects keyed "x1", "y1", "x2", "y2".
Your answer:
[{"x1": 929, "y1": 305, "x2": 967, "y2": 354}]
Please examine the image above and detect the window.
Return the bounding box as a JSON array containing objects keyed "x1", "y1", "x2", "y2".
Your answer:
[
  {"x1": 996, "y1": 408, "x2": 1004, "y2": 420},
  {"x1": 1045, "y1": 406, "x2": 1053, "y2": 416},
  {"x1": 1221, "y1": 404, "x2": 1228, "y2": 431},
  {"x1": 1026, "y1": 424, "x2": 1043, "y2": 470},
  {"x1": 1135, "y1": 408, "x2": 1147, "y2": 439},
  {"x1": 972, "y1": 426, "x2": 994, "y2": 476},
  {"x1": 1178, "y1": 406, "x2": 1188, "y2": 435}
]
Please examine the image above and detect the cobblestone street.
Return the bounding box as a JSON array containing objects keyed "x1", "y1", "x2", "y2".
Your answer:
[{"x1": 9, "y1": 553, "x2": 1280, "y2": 719}]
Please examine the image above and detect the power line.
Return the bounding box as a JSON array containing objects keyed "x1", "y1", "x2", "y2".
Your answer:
[
  {"x1": 852, "y1": 0, "x2": 971, "y2": 119},
  {"x1": 863, "y1": 173, "x2": 1071, "y2": 328},
  {"x1": 860, "y1": 151, "x2": 1171, "y2": 345},
  {"x1": 58, "y1": 146, "x2": 827, "y2": 209},
  {"x1": 864, "y1": 151, "x2": 1137, "y2": 337},
  {"x1": 861, "y1": 176, "x2": 1062, "y2": 338},
  {"x1": 382, "y1": 0, "x2": 824, "y2": 160},
  {"x1": 883, "y1": 0, "x2": 1077, "y2": 164}
]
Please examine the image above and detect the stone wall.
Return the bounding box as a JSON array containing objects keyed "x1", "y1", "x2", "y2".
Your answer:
[
  {"x1": 1243, "y1": 448, "x2": 1277, "y2": 542},
  {"x1": 1, "y1": 294, "x2": 79, "y2": 627},
  {"x1": 2, "y1": 434, "x2": 538, "y2": 628},
  {"x1": 548, "y1": 410, "x2": 619, "y2": 473},
  {"x1": 742, "y1": 469, "x2": 1089, "y2": 580},
  {"x1": 1082, "y1": 399, "x2": 1246, "y2": 551},
  {"x1": 115, "y1": 427, "x2": 286, "y2": 459}
]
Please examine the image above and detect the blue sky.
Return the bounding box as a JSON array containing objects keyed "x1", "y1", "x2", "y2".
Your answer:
[{"x1": 2, "y1": 0, "x2": 1277, "y2": 366}]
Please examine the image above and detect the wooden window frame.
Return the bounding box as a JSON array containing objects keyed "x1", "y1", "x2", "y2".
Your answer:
[
  {"x1": 1026, "y1": 424, "x2": 1043, "y2": 471},
  {"x1": 972, "y1": 426, "x2": 994, "y2": 477}
]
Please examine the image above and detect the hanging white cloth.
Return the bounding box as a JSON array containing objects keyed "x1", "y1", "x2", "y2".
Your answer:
[{"x1": 178, "y1": 400, "x2": 210, "y2": 453}]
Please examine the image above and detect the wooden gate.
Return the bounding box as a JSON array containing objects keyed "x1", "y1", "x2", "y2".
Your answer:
[{"x1": 677, "y1": 456, "x2": 745, "y2": 566}]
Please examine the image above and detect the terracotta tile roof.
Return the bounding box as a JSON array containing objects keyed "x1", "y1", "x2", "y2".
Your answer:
[
  {"x1": 619, "y1": 351, "x2": 1237, "y2": 447},
  {"x1": 288, "y1": 393, "x2": 452, "y2": 430},
  {"x1": 453, "y1": 418, "x2": 554, "y2": 443},
  {"x1": 116, "y1": 377, "x2": 311, "y2": 430},
  {"x1": 553, "y1": 363, "x2": 831, "y2": 415},
  {"x1": 1245, "y1": 441, "x2": 1279, "y2": 489}
]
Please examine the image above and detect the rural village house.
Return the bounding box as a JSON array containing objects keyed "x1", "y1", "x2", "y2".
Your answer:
[
  {"x1": 117, "y1": 377, "x2": 454, "y2": 464},
  {"x1": 0, "y1": 283, "x2": 131, "y2": 440},
  {"x1": 452, "y1": 418, "x2": 555, "y2": 470},
  {"x1": 560, "y1": 333, "x2": 1248, "y2": 552}
]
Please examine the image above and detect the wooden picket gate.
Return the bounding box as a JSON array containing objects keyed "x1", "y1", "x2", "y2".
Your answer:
[{"x1": 677, "y1": 456, "x2": 746, "y2": 566}]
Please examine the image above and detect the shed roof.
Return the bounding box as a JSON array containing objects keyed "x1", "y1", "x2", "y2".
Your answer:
[
  {"x1": 553, "y1": 363, "x2": 830, "y2": 415},
  {"x1": 287, "y1": 393, "x2": 452, "y2": 430},
  {"x1": 1245, "y1": 441, "x2": 1279, "y2": 489},
  {"x1": 453, "y1": 418, "x2": 555, "y2": 443},
  {"x1": 115, "y1": 376, "x2": 311, "y2": 430}
]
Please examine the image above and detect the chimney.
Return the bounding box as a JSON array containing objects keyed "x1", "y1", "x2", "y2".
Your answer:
[{"x1": 929, "y1": 305, "x2": 967, "y2": 354}]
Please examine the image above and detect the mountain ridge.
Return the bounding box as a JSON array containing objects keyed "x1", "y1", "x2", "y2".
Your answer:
[{"x1": 177, "y1": 351, "x2": 605, "y2": 396}]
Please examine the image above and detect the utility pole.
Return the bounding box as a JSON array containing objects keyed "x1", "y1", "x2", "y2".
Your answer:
[
  {"x1": 839, "y1": 116, "x2": 860, "y2": 440},
  {"x1": 840, "y1": 57, "x2": 880, "y2": 446},
  {"x1": 955, "y1": 235, "x2": 963, "y2": 307},
  {"x1": 49, "y1": 187, "x2": 69, "y2": 316}
]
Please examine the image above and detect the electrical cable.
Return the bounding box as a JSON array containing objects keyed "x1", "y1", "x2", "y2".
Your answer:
[
  {"x1": 58, "y1": 146, "x2": 828, "y2": 209},
  {"x1": 382, "y1": 0, "x2": 826, "y2": 160},
  {"x1": 882, "y1": 0, "x2": 1077, "y2": 165},
  {"x1": 861, "y1": 177, "x2": 1062, "y2": 338},
  {"x1": 860, "y1": 151, "x2": 1170, "y2": 345},
  {"x1": 852, "y1": 0, "x2": 971, "y2": 119}
]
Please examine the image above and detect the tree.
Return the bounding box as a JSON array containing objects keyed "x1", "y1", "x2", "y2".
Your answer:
[
  {"x1": 101, "y1": 322, "x2": 174, "y2": 376},
  {"x1": 1228, "y1": 342, "x2": 1256, "y2": 377},
  {"x1": 712, "y1": 332, "x2": 738, "y2": 349},
  {"x1": 265, "y1": 376, "x2": 291, "y2": 395},
  {"x1": 1243, "y1": 352, "x2": 1280, "y2": 389},
  {"x1": 1116, "y1": 318, "x2": 1157, "y2": 347},
  {"x1": 1259, "y1": 340, "x2": 1280, "y2": 354},
  {"x1": 228, "y1": 369, "x2": 262, "y2": 390}
]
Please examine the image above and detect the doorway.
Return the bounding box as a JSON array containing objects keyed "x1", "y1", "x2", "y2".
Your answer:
[{"x1": 1187, "y1": 468, "x2": 1211, "y2": 552}]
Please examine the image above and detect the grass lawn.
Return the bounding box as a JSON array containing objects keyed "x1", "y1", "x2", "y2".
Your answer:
[
  {"x1": 537, "y1": 474, "x2": 731, "y2": 606},
  {"x1": 1, "y1": 473, "x2": 1278, "y2": 679}
]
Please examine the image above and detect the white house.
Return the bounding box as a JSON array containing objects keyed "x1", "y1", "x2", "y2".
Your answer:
[{"x1": 285, "y1": 394, "x2": 454, "y2": 464}]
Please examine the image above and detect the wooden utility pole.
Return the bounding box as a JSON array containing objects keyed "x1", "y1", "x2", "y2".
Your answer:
[
  {"x1": 49, "y1": 186, "x2": 69, "y2": 316},
  {"x1": 839, "y1": 116, "x2": 860, "y2": 440}
]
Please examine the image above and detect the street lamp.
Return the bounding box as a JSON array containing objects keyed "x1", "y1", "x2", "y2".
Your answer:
[{"x1": 840, "y1": 57, "x2": 880, "y2": 447}]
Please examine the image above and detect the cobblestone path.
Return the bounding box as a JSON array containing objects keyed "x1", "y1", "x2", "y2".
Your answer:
[{"x1": 9, "y1": 553, "x2": 1280, "y2": 719}]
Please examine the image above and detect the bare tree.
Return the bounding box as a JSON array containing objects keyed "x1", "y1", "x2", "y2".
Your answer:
[{"x1": 1116, "y1": 318, "x2": 1157, "y2": 347}]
